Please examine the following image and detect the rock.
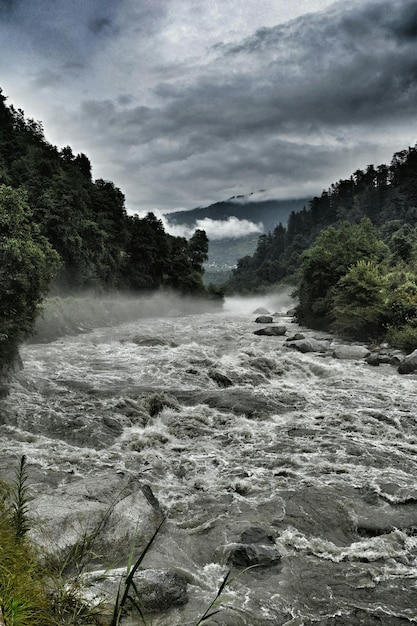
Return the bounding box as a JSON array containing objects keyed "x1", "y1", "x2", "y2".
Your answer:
[
  {"x1": 365, "y1": 354, "x2": 380, "y2": 366},
  {"x1": 208, "y1": 370, "x2": 234, "y2": 387},
  {"x1": 286, "y1": 333, "x2": 305, "y2": 341},
  {"x1": 286, "y1": 338, "x2": 331, "y2": 353},
  {"x1": 228, "y1": 543, "x2": 282, "y2": 568},
  {"x1": 131, "y1": 336, "x2": 178, "y2": 348},
  {"x1": 332, "y1": 345, "x2": 370, "y2": 360},
  {"x1": 240, "y1": 526, "x2": 275, "y2": 545},
  {"x1": 398, "y1": 349, "x2": 417, "y2": 374},
  {"x1": 253, "y1": 326, "x2": 287, "y2": 336},
  {"x1": 29, "y1": 473, "x2": 164, "y2": 562},
  {"x1": 81, "y1": 567, "x2": 188, "y2": 614},
  {"x1": 255, "y1": 316, "x2": 273, "y2": 324},
  {"x1": 227, "y1": 526, "x2": 281, "y2": 568},
  {"x1": 145, "y1": 392, "x2": 179, "y2": 416},
  {"x1": 253, "y1": 307, "x2": 271, "y2": 315}
]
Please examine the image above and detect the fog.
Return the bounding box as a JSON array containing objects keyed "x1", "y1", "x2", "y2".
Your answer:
[
  {"x1": 32, "y1": 290, "x2": 224, "y2": 343},
  {"x1": 223, "y1": 286, "x2": 295, "y2": 316}
]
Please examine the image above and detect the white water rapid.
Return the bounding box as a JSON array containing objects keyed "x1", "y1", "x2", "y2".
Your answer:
[{"x1": 1, "y1": 295, "x2": 417, "y2": 625}]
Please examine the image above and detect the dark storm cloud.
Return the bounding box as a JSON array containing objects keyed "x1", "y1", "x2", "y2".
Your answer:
[
  {"x1": 63, "y1": 0, "x2": 417, "y2": 210},
  {"x1": 2, "y1": 0, "x2": 415, "y2": 213}
]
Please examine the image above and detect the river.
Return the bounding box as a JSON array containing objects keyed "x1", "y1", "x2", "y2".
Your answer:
[{"x1": 1, "y1": 294, "x2": 417, "y2": 625}]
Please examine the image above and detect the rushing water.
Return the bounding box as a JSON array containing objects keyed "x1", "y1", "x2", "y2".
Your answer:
[{"x1": 1, "y1": 295, "x2": 417, "y2": 625}]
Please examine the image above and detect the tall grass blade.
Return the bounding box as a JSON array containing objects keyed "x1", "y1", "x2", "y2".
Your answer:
[
  {"x1": 11, "y1": 455, "x2": 30, "y2": 538},
  {"x1": 109, "y1": 518, "x2": 164, "y2": 626}
]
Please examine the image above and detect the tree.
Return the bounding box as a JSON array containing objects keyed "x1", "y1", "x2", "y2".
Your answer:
[
  {"x1": 332, "y1": 260, "x2": 388, "y2": 340},
  {"x1": 0, "y1": 185, "x2": 60, "y2": 368},
  {"x1": 295, "y1": 218, "x2": 388, "y2": 329},
  {"x1": 187, "y1": 229, "x2": 208, "y2": 272}
]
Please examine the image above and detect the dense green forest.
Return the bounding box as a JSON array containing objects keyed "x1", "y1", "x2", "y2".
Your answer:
[
  {"x1": 0, "y1": 88, "x2": 219, "y2": 370},
  {"x1": 228, "y1": 145, "x2": 417, "y2": 350}
]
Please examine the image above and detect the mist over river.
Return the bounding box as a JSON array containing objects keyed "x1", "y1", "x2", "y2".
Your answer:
[{"x1": 1, "y1": 294, "x2": 417, "y2": 625}]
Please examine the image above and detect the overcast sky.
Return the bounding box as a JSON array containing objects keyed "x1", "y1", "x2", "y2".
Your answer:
[{"x1": 1, "y1": 0, "x2": 416, "y2": 218}]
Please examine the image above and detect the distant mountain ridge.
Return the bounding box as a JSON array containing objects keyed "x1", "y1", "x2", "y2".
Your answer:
[
  {"x1": 164, "y1": 196, "x2": 311, "y2": 234},
  {"x1": 164, "y1": 196, "x2": 312, "y2": 284}
]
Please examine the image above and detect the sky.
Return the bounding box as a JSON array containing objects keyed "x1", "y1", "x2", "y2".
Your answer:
[{"x1": 1, "y1": 0, "x2": 417, "y2": 229}]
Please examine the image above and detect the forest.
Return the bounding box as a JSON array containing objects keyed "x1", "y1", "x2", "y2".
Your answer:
[
  {"x1": 0, "y1": 88, "x2": 220, "y2": 370},
  {"x1": 228, "y1": 144, "x2": 417, "y2": 350}
]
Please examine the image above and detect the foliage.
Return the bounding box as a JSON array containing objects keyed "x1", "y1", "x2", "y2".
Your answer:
[
  {"x1": 0, "y1": 185, "x2": 60, "y2": 367},
  {"x1": 332, "y1": 260, "x2": 389, "y2": 340},
  {"x1": 0, "y1": 458, "x2": 53, "y2": 625},
  {"x1": 385, "y1": 324, "x2": 417, "y2": 354},
  {"x1": 227, "y1": 143, "x2": 417, "y2": 297},
  {"x1": 11, "y1": 455, "x2": 30, "y2": 539},
  {"x1": 0, "y1": 88, "x2": 220, "y2": 373},
  {"x1": 294, "y1": 218, "x2": 388, "y2": 329}
]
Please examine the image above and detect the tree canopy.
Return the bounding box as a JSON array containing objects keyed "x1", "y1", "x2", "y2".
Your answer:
[{"x1": 0, "y1": 87, "x2": 221, "y2": 371}]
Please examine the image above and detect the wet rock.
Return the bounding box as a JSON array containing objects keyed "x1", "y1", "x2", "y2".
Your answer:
[
  {"x1": 208, "y1": 370, "x2": 234, "y2": 387},
  {"x1": 398, "y1": 349, "x2": 417, "y2": 374},
  {"x1": 130, "y1": 336, "x2": 178, "y2": 348},
  {"x1": 228, "y1": 526, "x2": 281, "y2": 568},
  {"x1": 82, "y1": 567, "x2": 188, "y2": 614},
  {"x1": 29, "y1": 473, "x2": 164, "y2": 562},
  {"x1": 174, "y1": 388, "x2": 301, "y2": 418},
  {"x1": 332, "y1": 345, "x2": 370, "y2": 360},
  {"x1": 286, "y1": 333, "x2": 305, "y2": 341},
  {"x1": 286, "y1": 338, "x2": 331, "y2": 353},
  {"x1": 145, "y1": 392, "x2": 179, "y2": 416},
  {"x1": 228, "y1": 543, "x2": 282, "y2": 568},
  {"x1": 255, "y1": 315, "x2": 273, "y2": 324},
  {"x1": 240, "y1": 526, "x2": 275, "y2": 545},
  {"x1": 253, "y1": 325, "x2": 287, "y2": 336},
  {"x1": 253, "y1": 307, "x2": 271, "y2": 315},
  {"x1": 365, "y1": 354, "x2": 380, "y2": 366}
]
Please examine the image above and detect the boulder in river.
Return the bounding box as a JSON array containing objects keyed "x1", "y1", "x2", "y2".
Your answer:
[
  {"x1": 253, "y1": 307, "x2": 271, "y2": 315},
  {"x1": 255, "y1": 315, "x2": 273, "y2": 324},
  {"x1": 398, "y1": 349, "x2": 417, "y2": 374},
  {"x1": 81, "y1": 567, "x2": 188, "y2": 615},
  {"x1": 29, "y1": 473, "x2": 164, "y2": 563},
  {"x1": 254, "y1": 325, "x2": 287, "y2": 336},
  {"x1": 227, "y1": 526, "x2": 282, "y2": 568},
  {"x1": 208, "y1": 369, "x2": 234, "y2": 387},
  {"x1": 286, "y1": 338, "x2": 331, "y2": 353},
  {"x1": 332, "y1": 345, "x2": 370, "y2": 360}
]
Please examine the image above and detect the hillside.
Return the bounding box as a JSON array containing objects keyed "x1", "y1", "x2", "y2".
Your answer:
[
  {"x1": 166, "y1": 196, "x2": 311, "y2": 283},
  {"x1": 0, "y1": 88, "x2": 220, "y2": 373},
  {"x1": 165, "y1": 196, "x2": 310, "y2": 233}
]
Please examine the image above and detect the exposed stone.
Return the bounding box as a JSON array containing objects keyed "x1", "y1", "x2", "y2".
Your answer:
[
  {"x1": 286, "y1": 338, "x2": 331, "y2": 353},
  {"x1": 240, "y1": 526, "x2": 275, "y2": 545},
  {"x1": 29, "y1": 473, "x2": 164, "y2": 562},
  {"x1": 228, "y1": 526, "x2": 281, "y2": 568},
  {"x1": 286, "y1": 333, "x2": 305, "y2": 341},
  {"x1": 81, "y1": 567, "x2": 188, "y2": 614},
  {"x1": 255, "y1": 315, "x2": 273, "y2": 324},
  {"x1": 130, "y1": 336, "x2": 178, "y2": 347},
  {"x1": 208, "y1": 370, "x2": 234, "y2": 388},
  {"x1": 332, "y1": 345, "x2": 370, "y2": 360},
  {"x1": 228, "y1": 543, "x2": 282, "y2": 568},
  {"x1": 253, "y1": 307, "x2": 271, "y2": 315},
  {"x1": 398, "y1": 349, "x2": 417, "y2": 374},
  {"x1": 253, "y1": 326, "x2": 287, "y2": 336}
]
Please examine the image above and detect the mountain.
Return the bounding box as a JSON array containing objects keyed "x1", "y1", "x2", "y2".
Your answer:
[
  {"x1": 165, "y1": 196, "x2": 311, "y2": 233},
  {"x1": 165, "y1": 196, "x2": 311, "y2": 283}
]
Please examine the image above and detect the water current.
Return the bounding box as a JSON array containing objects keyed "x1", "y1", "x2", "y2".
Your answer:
[{"x1": 1, "y1": 294, "x2": 417, "y2": 625}]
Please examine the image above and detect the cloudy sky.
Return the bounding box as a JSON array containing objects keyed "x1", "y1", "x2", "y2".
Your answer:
[{"x1": 1, "y1": 0, "x2": 416, "y2": 219}]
